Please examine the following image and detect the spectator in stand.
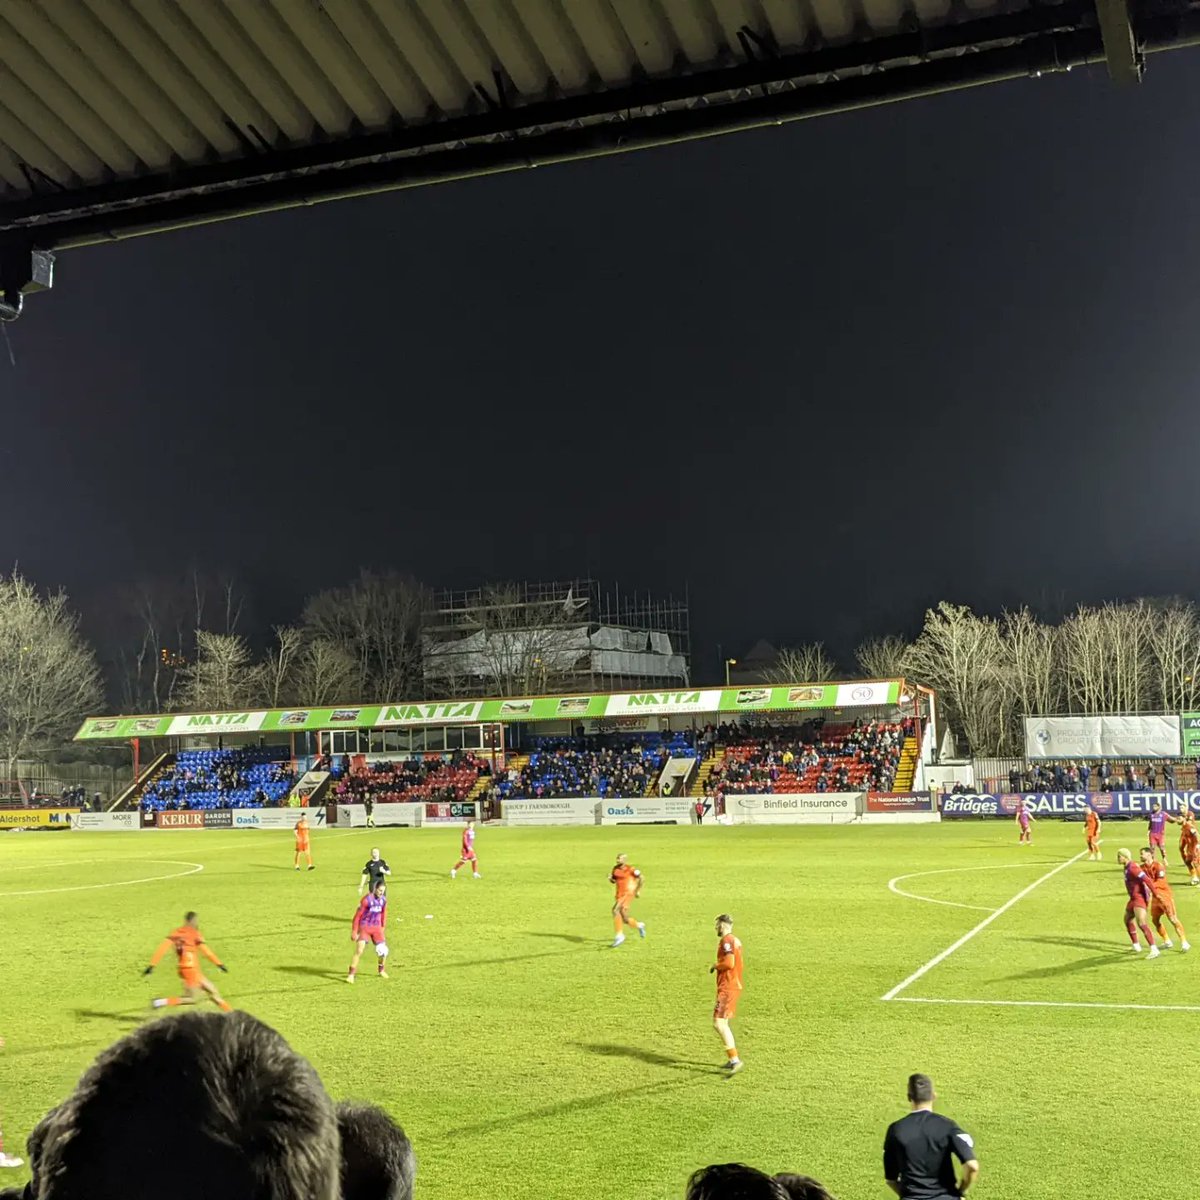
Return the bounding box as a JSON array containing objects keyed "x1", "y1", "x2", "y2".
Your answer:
[
  {"x1": 1147, "y1": 763, "x2": 1158, "y2": 790},
  {"x1": 1080, "y1": 761, "x2": 1091, "y2": 792},
  {"x1": 1124, "y1": 762, "x2": 1135, "y2": 789},
  {"x1": 1164, "y1": 762, "x2": 1176, "y2": 790},
  {"x1": 1008, "y1": 766, "x2": 1021, "y2": 792}
]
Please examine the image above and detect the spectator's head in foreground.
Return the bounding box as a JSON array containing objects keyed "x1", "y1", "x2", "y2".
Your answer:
[
  {"x1": 686, "y1": 1163, "x2": 789, "y2": 1199},
  {"x1": 27, "y1": 1010, "x2": 341, "y2": 1200},
  {"x1": 336, "y1": 1102, "x2": 416, "y2": 1200},
  {"x1": 773, "y1": 1174, "x2": 835, "y2": 1199}
]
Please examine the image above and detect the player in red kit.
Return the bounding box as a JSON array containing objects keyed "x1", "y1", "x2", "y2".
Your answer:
[
  {"x1": 1015, "y1": 800, "x2": 1035, "y2": 844},
  {"x1": 1139, "y1": 847, "x2": 1190, "y2": 951},
  {"x1": 348, "y1": 881, "x2": 389, "y2": 983},
  {"x1": 451, "y1": 818, "x2": 481, "y2": 878},
  {"x1": 1116, "y1": 849, "x2": 1160, "y2": 958}
]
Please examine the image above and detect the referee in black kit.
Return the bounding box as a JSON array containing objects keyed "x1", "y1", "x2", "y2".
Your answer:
[{"x1": 883, "y1": 1074, "x2": 979, "y2": 1199}]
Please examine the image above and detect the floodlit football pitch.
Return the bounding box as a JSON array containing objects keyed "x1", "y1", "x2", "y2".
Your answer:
[{"x1": 1, "y1": 820, "x2": 1196, "y2": 1199}]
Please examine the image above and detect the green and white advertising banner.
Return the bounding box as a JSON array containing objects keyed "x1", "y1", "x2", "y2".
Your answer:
[
  {"x1": 75, "y1": 679, "x2": 905, "y2": 741},
  {"x1": 1182, "y1": 714, "x2": 1200, "y2": 757}
]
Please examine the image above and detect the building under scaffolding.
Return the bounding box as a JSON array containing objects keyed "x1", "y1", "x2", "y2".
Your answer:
[{"x1": 422, "y1": 580, "x2": 689, "y2": 697}]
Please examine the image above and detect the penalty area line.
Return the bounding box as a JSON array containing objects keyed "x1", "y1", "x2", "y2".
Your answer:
[
  {"x1": 894, "y1": 996, "x2": 1200, "y2": 1014},
  {"x1": 881, "y1": 850, "x2": 1087, "y2": 1002}
]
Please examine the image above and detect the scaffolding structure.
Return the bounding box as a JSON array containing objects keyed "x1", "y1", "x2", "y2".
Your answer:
[{"x1": 422, "y1": 579, "x2": 690, "y2": 697}]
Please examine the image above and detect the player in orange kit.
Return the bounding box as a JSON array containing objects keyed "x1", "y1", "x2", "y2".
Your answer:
[
  {"x1": 710, "y1": 913, "x2": 744, "y2": 1074},
  {"x1": 1139, "y1": 847, "x2": 1190, "y2": 951},
  {"x1": 1085, "y1": 807, "x2": 1102, "y2": 860},
  {"x1": 609, "y1": 853, "x2": 646, "y2": 946},
  {"x1": 1178, "y1": 806, "x2": 1200, "y2": 886},
  {"x1": 143, "y1": 911, "x2": 232, "y2": 1010},
  {"x1": 294, "y1": 813, "x2": 314, "y2": 871}
]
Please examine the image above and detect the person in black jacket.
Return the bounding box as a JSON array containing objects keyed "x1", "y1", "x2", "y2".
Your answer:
[{"x1": 883, "y1": 1074, "x2": 979, "y2": 1200}]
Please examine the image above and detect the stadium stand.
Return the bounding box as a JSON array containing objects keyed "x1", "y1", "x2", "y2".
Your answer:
[
  {"x1": 333, "y1": 754, "x2": 486, "y2": 805},
  {"x1": 140, "y1": 748, "x2": 295, "y2": 812},
  {"x1": 705, "y1": 720, "x2": 910, "y2": 798},
  {"x1": 499, "y1": 735, "x2": 695, "y2": 799}
]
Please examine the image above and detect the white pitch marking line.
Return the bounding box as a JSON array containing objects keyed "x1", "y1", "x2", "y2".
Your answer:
[
  {"x1": 887, "y1": 862, "x2": 1058, "y2": 913},
  {"x1": 895, "y1": 996, "x2": 1200, "y2": 1014},
  {"x1": 881, "y1": 851, "x2": 1087, "y2": 1002},
  {"x1": 0, "y1": 859, "x2": 204, "y2": 898}
]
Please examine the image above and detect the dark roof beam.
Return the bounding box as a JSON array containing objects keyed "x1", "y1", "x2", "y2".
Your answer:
[{"x1": 1095, "y1": 0, "x2": 1143, "y2": 82}]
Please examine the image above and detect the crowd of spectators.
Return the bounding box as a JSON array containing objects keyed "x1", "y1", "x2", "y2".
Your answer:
[
  {"x1": 706, "y1": 718, "x2": 913, "y2": 800},
  {"x1": 1004, "y1": 759, "x2": 1194, "y2": 793},
  {"x1": 333, "y1": 751, "x2": 486, "y2": 805},
  {"x1": 141, "y1": 748, "x2": 295, "y2": 812},
  {"x1": 500, "y1": 735, "x2": 688, "y2": 799}
]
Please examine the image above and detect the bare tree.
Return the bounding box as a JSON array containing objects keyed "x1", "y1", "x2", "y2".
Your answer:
[
  {"x1": 760, "y1": 643, "x2": 838, "y2": 684},
  {"x1": 1060, "y1": 601, "x2": 1155, "y2": 714},
  {"x1": 1148, "y1": 600, "x2": 1200, "y2": 714},
  {"x1": 177, "y1": 631, "x2": 257, "y2": 712},
  {"x1": 294, "y1": 638, "x2": 358, "y2": 706},
  {"x1": 854, "y1": 635, "x2": 910, "y2": 680},
  {"x1": 0, "y1": 572, "x2": 103, "y2": 776},
  {"x1": 301, "y1": 572, "x2": 425, "y2": 701},
  {"x1": 1001, "y1": 607, "x2": 1060, "y2": 718},
  {"x1": 459, "y1": 583, "x2": 587, "y2": 696},
  {"x1": 112, "y1": 571, "x2": 248, "y2": 712},
  {"x1": 254, "y1": 626, "x2": 304, "y2": 708},
  {"x1": 904, "y1": 601, "x2": 1007, "y2": 754}
]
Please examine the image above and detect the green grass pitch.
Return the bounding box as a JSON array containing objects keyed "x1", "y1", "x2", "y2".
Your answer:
[{"x1": 1, "y1": 819, "x2": 1198, "y2": 1199}]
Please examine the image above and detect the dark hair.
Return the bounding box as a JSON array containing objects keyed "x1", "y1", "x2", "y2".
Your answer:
[
  {"x1": 716, "y1": 913, "x2": 734, "y2": 926},
  {"x1": 774, "y1": 1173, "x2": 835, "y2": 1200},
  {"x1": 686, "y1": 1163, "x2": 788, "y2": 1199},
  {"x1": 337, "y1": 1102, "x2": 416, "y2": 1200},
  {"x1": 184, "y1": 911, "x2": 197, "y2": 922},
  {"x1": 29, "y1": 1011, "x2": 340, "y2": 1200},
  {"x1": 907, "y1": 1073, "x2": 935, "y2": 1103}
]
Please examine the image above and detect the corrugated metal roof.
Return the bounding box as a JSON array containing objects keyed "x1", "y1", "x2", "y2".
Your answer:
[{"x1": 0, "y1": 0, "x2": 1198, "y2": 254}]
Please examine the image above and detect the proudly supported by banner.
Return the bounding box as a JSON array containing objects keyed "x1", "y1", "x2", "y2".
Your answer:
[
  {"x1": 724, "y1": 793, "x2": 861, "y2": 825},
  {"x1": 1024, "y1": 715, "x2": 1180, "y2": 759}
]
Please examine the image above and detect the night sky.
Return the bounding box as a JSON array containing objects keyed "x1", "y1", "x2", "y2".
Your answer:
[{"x1": 3, "y1": 54, "x2": 1199, "y2": 681}]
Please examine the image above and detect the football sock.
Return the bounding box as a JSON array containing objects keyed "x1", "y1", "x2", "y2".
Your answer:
[
  {"x1": 725, "y1": 1047, "x2": 739, "y2": 1061},
  {"x1": 216, "y1": 999, "x2": 232, "y2": 1012},
  {"x1": 1139, "y1": 922, "x2": 1156, "y2": 945},
  {"x1": 613, "y1": 915, "x2": 623, "y2": 934},
  {"x1": 1126, "y1": 923, "x2": 1139, "y2": 945},
  {"x1": 165, "y1": 996, "x2": 185, "y2": 1007}
]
